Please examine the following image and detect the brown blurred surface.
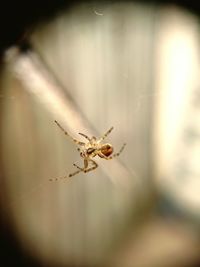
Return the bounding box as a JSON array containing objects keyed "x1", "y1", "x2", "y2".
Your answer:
[{"x1": 0, "y1": 2, "x2": 200, "y2": 267}]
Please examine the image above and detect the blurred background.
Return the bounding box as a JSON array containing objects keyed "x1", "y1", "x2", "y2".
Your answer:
[{"x1": 0, "y1": 1, "x2": 200, "y2": 267}]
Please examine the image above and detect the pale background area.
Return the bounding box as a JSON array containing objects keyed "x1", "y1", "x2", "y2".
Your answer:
[{"x1": 0, "y1": 2, "x2": 200, "y2": 267}]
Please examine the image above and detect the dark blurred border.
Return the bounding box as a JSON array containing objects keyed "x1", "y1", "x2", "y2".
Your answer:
[
  {"x1": 0, "y1": 0, "x2": 79, "y2": 56},
  {"x1": 0, "y1": 1, "x2": 199, "y2": 267},
  {"x1": 0, "y1": 0, "x2": 200, "y2": 55}
]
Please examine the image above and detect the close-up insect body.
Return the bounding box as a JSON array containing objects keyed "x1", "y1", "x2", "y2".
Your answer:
[{"x1": 50, "y1": 120, "x2": 126, "y2": 180}]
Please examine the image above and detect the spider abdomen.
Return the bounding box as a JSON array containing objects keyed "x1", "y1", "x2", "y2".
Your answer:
[{"x1": 99, "y1": 143, "x2": 113, "y2": 157}]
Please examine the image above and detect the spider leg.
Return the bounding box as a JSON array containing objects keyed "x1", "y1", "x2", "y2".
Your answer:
[
  {"x1": 49, "y1": 163, "x2": 84, "y2": 180},
  {"x1": 68, "y1": 163, "x2": 83, "y2": 177},
  {"x1": 72, "y1": 159, "x2": 97, "y2": 174},
  {"x1": 55, "y1": 120, "x2": 85, "y2": 146},
  {"x1": 49, "y1": 174, "x2": 69, "y2": 182},
  {"x1": 83, "y1": 159, "x2": 98, "y2": 173},
  {"x1": 69, "y1": 159, "x2": 89, "y2": 177},
  {"x1": 50, "y1": 158, "x2": 99, "y2": 180},
  {"x1": 49, "y1": 161, "x2": 87, "y2": 180},
  {"x1": 98, "y1": 126, "x2": 114, "y2": 142},
  {"x1": 78, "y1": 132, "x2": 91, "y2": 141},
  {"x1": 68, "y1": 169, "x2": 83, "y2": 178},
  {"x1": 100, "y1": 143, "x2": 126, "y2": 160},
  {"x1": 73, "y1": 163, "x2": 83, "y2": 171}
]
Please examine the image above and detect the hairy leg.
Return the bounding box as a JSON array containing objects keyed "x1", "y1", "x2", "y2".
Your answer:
[
  {"x1": 83, "y1": 159, "x2": 98, "y2": 173},
  {"x1": 78, "y1": 132, "x2": 91, "y2": 141},
  {"x1": 98, "y1": 126, "x2": 114, "y2": 142}
]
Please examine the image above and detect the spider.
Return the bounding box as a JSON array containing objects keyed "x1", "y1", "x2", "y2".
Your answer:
[{"x1": 50, "y1": 120, "x2": 126, "y2": 180}]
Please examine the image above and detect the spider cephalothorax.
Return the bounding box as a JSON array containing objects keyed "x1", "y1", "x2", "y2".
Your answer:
[{"x1": 50, "y1": 121, "x2": 126, "y2": 180}]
